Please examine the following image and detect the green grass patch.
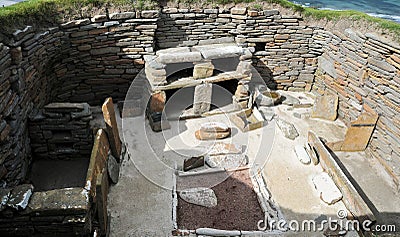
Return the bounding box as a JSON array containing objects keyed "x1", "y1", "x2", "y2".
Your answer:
[{"x1": 0, "y1": 0, "x2": 399, "y2": 37}]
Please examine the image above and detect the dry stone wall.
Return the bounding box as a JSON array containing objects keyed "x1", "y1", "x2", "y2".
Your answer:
[
  {"x1": 0, "y1": 27, "x2": 67, "y2": 187},
  {"x1": 28, "y1": 103, "x2": 94, "y2": 160},
  {"x1": 157, "y1": 8, "x2": 319, "y2": 90},
  {"x1": 312, "y1": 29, "x2": 400, "y2": 187},
  {"x1": 0, "y1": 6, "x2": 399, "y2": 189}
]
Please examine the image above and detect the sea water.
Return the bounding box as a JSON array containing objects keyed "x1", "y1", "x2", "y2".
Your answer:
[{"x1": 289, "y1": 0, "x2": 400, "y2": 23}]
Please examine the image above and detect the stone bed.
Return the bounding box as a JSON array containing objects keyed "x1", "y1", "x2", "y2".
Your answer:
[
  {"x1": 0, "y1": 101, "x2": 121, "y2": 236},
  {"x1": 174, "y1": 168, "x2": 285, "y2": 236}
]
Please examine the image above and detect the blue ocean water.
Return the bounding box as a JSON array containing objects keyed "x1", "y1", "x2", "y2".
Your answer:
[{"x1": 289, "y1": 0, "x2": 400, "y2": 23}]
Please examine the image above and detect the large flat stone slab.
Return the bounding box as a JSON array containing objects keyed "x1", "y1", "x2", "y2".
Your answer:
[
  {"x1": 158, "y1": 51, "x2": 202, "y2": 64},
  {"x1": 195, "y1": 45, "x2": 244, "y2": 60},
  {"x1": 179, "y1": 187, "x2": 217, "y2": 208},
  {"x1": 311, "y1": 93, "x2": 339, "y2": 121},
  {"x1": 205, "y1": 154, "x2": 248, "y2": 169},
  {"x1": 28, "y1": 187, "x2": 89, "y2": 215},
  {"x1": 341, "y1": 112, "x2": 379, "y2": 151},
  {"x1": 313, "y1": 172, "x2": 343, "y2": 205}
]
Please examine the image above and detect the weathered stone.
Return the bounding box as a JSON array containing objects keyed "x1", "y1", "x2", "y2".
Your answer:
[
  {"x1": 193, "y1": 61, "x2": 214, "y2": 79},
  {"x1": 205, "y1": 154, "x2": 248, "y2": 169},
  {"x1": 109, "y1": 12, "x2": 136, "y2": 20},
  {"x1": 179, "y1": 187, "x2": 217, "y2": 207},
  {"x1": 96, "y1": 168, "x2": 109, "y2": 235},
  {"x1": 263, "y1": 9, "x2": 279, "y2": 17},
  {"x1": 141, "y1": 10, "x2": 159, "y2": 18},
  {"x1": 276, "y1": 118, "x2": 299, "y2": 140},
  {"x1": 108, "y1": 154, "x2": 120, "y2": 184},
  {"x1": 0, "y1": 188, "x2": 11, "y2": 211},
  {"x1": 183, "y1": 156, "x2": 205, "y2": 171},
  {"x1": 200, "y1": 122, "x2": 230, "y2": 133},
  {"x1": 91, "y1": 47, "x2": 120, "y2": 55},
  {"x1": 294, "y1": 145, "x2": 311, "y2": 165},
  {"x1": 230, "y1": 108, "x2": 266, "y2": 132},
  {"x1": 235, "y1": 84, "x2": 249, "y2": 98},
  {"x1": 196, "y1": 45, "x2": 243, "y2": 60},
  {"x1": 149, "y1": 91, "x2": 166, "y2": 112},
  {"x1": 86, "y1": 129, "x2": 109, "y2": 197},
  {"x1": 158, "y1": 51, "x2": 202, "y2": 64},
  {"x1": 231, "y1": 7, "x2": 247, "y2": 15},
  {"x1": 44, "y1": 103, "x2": 85, "y2": 112},
  {"x1": 195, "y1": 129, "x2": 231, "y2": 140},
  {"x1": 196, "y1": 228, "x2": 241, "y2": 236},
  {"x1": 256, "y1": 90, "x2": 281, "y2": 107},
  {"x1": 28, "y1": 188, "x2": 89, "y2": 215},
  {"x1": 202, "y1": 142, "x2": 243, "y2": 156},
  {"x1": 311, "y1": 93, "x2": 338, "y2": 121},
  {"x1": 102, "y1": 98, "x2": 122, "y2": 159},
  {"x1": 193, "y1": 83, "x2": 212, "y2": 114},
  {"x1": 313, "y1": 173, "x2": 343, "y2": 205},
  {"x1": 341, "y1": 112, "x2": 379, "y2": 151},
  {"x1": 6, "y1": 184, "x2": 33, "y2": 210}
]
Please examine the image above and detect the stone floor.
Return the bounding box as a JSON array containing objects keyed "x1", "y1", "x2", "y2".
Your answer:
[{"x1": 108, "y1": 91, "x2": 398, "y2": 236}]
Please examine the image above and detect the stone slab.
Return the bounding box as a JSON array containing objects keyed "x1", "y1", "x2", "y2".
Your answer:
[
  {"x1": 341, "y1": 112, "x2": 379, "y2": 151},
  {"x1": 179, "y1": 187, "x2": 217, "y2": 208},
  {"x1": 311, "y1": 93, "x2": 338, "y2": 121},
  {"x1": 183, "y1": 156, "x2": 205, "y2": 171},
  {"x1": 6, "y1": 184, "x2": 33, "y2": 210},
  {"x1": 313, "y1": 172, "x2": 343, "y2": 205},
  {"x1": 195, "y1": 129, "x2": 231, "y2": 140},
  {"x1": 86, "y1": 129, "x2": 109, "y2": 198},
  {"x1": 28, "y1": 187, "x2": 89, "y2": 215},
  {"x1": 158, "y1": 51, "x2": 202, "y2": 64},
  {"x1": 276, "y1": 118, "x2": 299, "y2": 140},
  {"x1": 294, "y1": 145, "x2": 311, "y2": 165},
  {"x1": 193, "y1": 83, "x2": 212, "y2": 114},
  {"x1": 205, "y1": 154, "x2": 248, "y2": 169},
  {"x1": 308, "y1": 131, "x2": 375, "y2": 223},
  {"x1": 193, "y1": 61, "x2": 214, "y2": 79},
  {"x1": 102, "y1": 98, "x2": 121, "y2": 159}
]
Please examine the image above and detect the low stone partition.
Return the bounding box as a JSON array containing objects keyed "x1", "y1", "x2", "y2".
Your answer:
[
  {"x1": 28, "y1": 103, "x2": 94, "y2": 160},
  {"x1": 312, "y1": 29, "x2": 400, "y2": 189}
]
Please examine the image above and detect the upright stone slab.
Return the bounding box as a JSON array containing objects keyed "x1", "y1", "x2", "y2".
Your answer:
[
  {"x1": 149, "y1": 91, "x2": 166, "y2": 113},
  {"x1": 193, "y1": 83, "x2": 212, "y2": 115},
  {"x1": 341, "y1": 112, "x2": 379, "y2": 151},
  {"x1": 102, "y1": 98, "x2": 121, "y2": 160}
]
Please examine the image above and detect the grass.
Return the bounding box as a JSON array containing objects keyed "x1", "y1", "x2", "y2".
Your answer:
[{"x1": 0, "y1": 0, "x2": 399, "y2": 37}]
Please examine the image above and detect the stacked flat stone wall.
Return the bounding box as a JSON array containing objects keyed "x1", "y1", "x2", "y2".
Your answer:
[
  {"x1": 312, "y1": 29, "x2": 400, "y2": 187},
  {"x1": 157, "y1": 8, "x2": 319, "y2": 90},
  {"x1": 28, "y1": 103, "x2": 94, "y2": 160},
  {"x1": 0, "y1": 27, "x2": 67, "y2": 187},
  {"x1": 56, "y1": 11, "x2": 158, "y2": 105}
]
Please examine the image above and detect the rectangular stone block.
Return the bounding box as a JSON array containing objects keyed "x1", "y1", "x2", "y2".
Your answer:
[
  {"x1": 193, "y1": 62, "x2": 214, "y2": 79},
  {"x1": 193, "y1": 83, "x2": 212, "y2": 114}
]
